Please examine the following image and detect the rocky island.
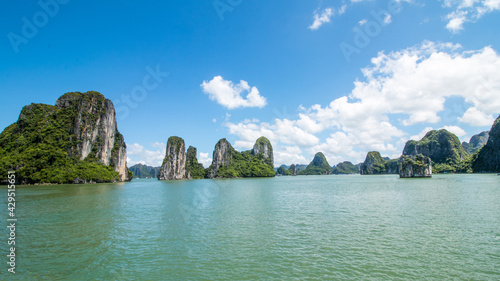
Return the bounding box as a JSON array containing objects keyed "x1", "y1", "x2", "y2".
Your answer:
[
  {"x1": 298, "y1": 152, "x2": 333, "y2": 175},
  {"x1": 399, "y1": 154, "x2": 432, "y2": 178},
  {"x1": 157, "y1": 136, "x2": 275, "y2": 180},
  {"x1": 0, "y1": 91, "x2": 133, "y2": 184}
]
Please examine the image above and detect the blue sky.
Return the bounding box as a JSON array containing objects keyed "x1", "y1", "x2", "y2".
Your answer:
[{"x1": 1, "y1": 0, "x2": 500, "y2": 167}]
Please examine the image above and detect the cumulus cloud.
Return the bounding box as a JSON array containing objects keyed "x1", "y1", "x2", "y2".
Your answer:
[
  {"x1": 225, "y1": 41, "x2": 500, "y2": 165},
  {"x1": 459, "y1": 107, "x2": 495, "y2": 126},
  {"x1": 201, "y1": 76, "x2": 267, "y2": 109},
  {"x1": 443, "y1": 0, "x2": 500, "y2": 32},
  {"x1": 309, "y1": 8, "x2": 333, "y2": 30},
  {"x1": 126, "y1": 143, "x2": 165, "y2": 167},
  {"x1": 198, "y1": 152, "x2": 212, "y2": 168},
  {"x1": 441, "y1": 125, "x2": 467, "y2": 137}
]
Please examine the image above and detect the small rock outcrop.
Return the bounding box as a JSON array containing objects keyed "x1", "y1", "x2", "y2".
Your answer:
[
  {"x1": 158, "y1": 136, "x2": 187, "y2": 180},
  {"x1": 472, "y1": 115, "x2": 500, "y2": 173},
  {"x1": 399, "y1": 154, "x2": 432, "y2": 178},
  {"x1": 299, "y1": 152, "x2": 332, "y2": 175}
]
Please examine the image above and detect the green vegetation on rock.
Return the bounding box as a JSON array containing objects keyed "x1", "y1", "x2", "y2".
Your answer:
[
  {"x1": 332, "y1": 161, "x2": 359, "y2": 174},
  {"x1": 0, "y1": 92, "x2": 132, "y2": 184},
  {"x1": 471, "y1": 115, "x2": 500, "y2": 173},
  {"x1": 208, "y1": 137, "x2": 275, "y2": 178},
  {"x1": 299, "y1": 152, "x2": 332, "y2": 175},
  {"x1": 186, "y1": 146, "x2": 205, "y2": 179},
  {"x1": 402, "y1": 129, "x2": 468, "y2": 173}
]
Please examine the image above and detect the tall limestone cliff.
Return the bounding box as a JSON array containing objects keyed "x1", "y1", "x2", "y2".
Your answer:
[
  {"x1": 299, "y1": 152, "x2": 332, "y2": 175},
  {"x1": 158, "y1": 137, "x2": 187, "y2": 180},
  {"x1": 0, "y1": 91, "x2": 132, "y2": 184},
  {"x1": 402, "y1": 129, "x2": 468, "y2": 173},
  {"x1": 157, "y1": 137, "x2": 206, "y2": 180},
  {"x1": 472, "y1": 115, "x2": 500, "y2": 173},
  {"x1": 207, "y1": 138, "x2": 234, "y2": 178},
  {"x1": 207, "y1": 137, "x2": 275, "y2": 178},
  {"x1": 252, "y1": 137, "x2": 274, "y2": 167},
  {"x1": 55, "y1": 92, "x2": 129, "y2": 181},
  {"x1": 186, "y1": 146, "x2": 205, "y2": 179},
  {"x1": 289, "y1": 164, "x2": 297, "y2": 176}
]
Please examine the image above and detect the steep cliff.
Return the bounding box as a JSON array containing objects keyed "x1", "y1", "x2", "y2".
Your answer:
[
  {"x1": 207, "y1": 138, "x2": 234, "y2": 178},
  {"x1": 0, "y1": 91, "x2": 132, "y2": 184},
  {"x1": 472, "y1": 115, "x2": 500, "y2": 173},
  {"x1": 462, "y1": 131, "x2": 489, "y2": 154},
  {"x1": 299, "y1": 152, "x2": 332, "y2": 175},
  {"x1": 289, "y1": 164, "x2": 298, "y2": 176},
  {"x1": 207, "y1": 137, "x2": 275, "y2": 178},
  {"x1": 186, "y1": 146, "x2": 205, "y2": 179},
  {"x1": 402, "y1": 129, "x2": 468, "y2": 173},
  {"x1": 399, "y1": 154, "x2": 432, "y2": 178},
  {"x1": 158, "y1": 137, "x2": 187, "y2": 180},
  {"x1": 360, "y1": 151, "x2": 398, "y2": 175}
]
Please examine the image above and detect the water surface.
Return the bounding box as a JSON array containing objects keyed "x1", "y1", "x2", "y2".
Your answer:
[{"x1": 1, "y1": 174, "x2": 499, "y2": 280}]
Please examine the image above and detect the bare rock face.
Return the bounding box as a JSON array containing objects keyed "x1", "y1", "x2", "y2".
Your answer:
[
  {"x1": 252, "y1": 136, "x2": 274, "y2": 167},
  {"x1": 56, "y1": 91, "x2": 129, "y2": 181},
  {"x1": 399, "y1": 154, "x2": 432, "y2": 178},
  {"x1": 158, "y1": 136, "x2": 187, "y2": 180},
  {"x1": 207, "y1": 138, "x2": 234, "y2": 178}
]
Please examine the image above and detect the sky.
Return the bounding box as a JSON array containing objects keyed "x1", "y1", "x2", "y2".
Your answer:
[{"x1": 1, "y1": 0, "x2": 500, "y2": 168}]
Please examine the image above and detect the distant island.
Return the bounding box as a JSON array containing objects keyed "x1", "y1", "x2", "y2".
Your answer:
[
  {"x1": 1, "y1": 90, "x2": 499, "y2": 184},
  {"x1": 129, "y1": 164, "x2": 160, "y2": 179}
]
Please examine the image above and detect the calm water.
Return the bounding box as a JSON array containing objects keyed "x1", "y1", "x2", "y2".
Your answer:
[{"x1": 1, "y1": 174, "x2": 500, "y2": 280}]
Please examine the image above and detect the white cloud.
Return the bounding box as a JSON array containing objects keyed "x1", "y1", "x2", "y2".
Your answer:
[
  {"x1": 410, "y1": 127, "x2": 434, "y2": 141},
  {"x1": 274, "y1": 146, "x2": 307, "y2": 167},
  {"x1": 441, "y1": 125, "x2": 467, "y2": 137},
  {"x1": 201, "y1": 76, "x2": 267, "y2": 109},
  {"x1": 339, "y1": 5, "x2": 347, "y2": 15},
  {"x1": 446, "y1": 10, "x2": 467, "y2": 32},
  {"x1": 198, "y1": 152, "x2": 212, "y2": 168},
  {"x1": 459, "y1": 107, "x2": 495, "y2": 126},
  {"x1": 224, "y1": 41, "x2": 500, "y2": 165},
  {"x1": 309, "y1": 8, "x2": 333, "y2": 30},
  {"x1": 443, "y1": 0, "x2": 500, "y2": 32},
  {"x1": 126, "y1": 143, "x2": 166, "y2": 167},
  {"x1": 358, "y1": 19, "x2": 368, "y2": 26}
]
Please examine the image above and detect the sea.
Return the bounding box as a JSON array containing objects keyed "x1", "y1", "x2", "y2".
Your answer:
[{"x1": 1, "y1": 174, "x2": 499, "y2": 280}]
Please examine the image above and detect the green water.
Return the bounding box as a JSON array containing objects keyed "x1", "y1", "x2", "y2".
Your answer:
[{"x1": 1, "y1": 174, "x2": 499, "y2": 280}]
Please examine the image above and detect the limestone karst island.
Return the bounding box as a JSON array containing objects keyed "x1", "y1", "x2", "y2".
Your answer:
[{"x1": 1, "y1": 91, "x2": 499, "y2": 184}]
